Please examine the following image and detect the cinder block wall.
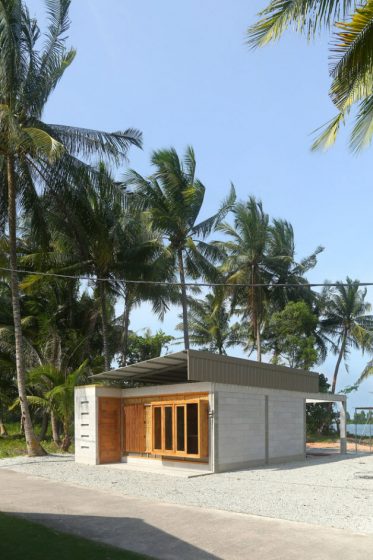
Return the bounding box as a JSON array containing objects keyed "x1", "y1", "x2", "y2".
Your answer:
[
  {"x1": 268, "y1": 395, "x2": 305, "y2": 463},
  {"x1": 214, "y1": 384, "x2": 305, "y2": 472},
  {"x1": 214, "y1": 390, "x2": 266, "y2": 472}
]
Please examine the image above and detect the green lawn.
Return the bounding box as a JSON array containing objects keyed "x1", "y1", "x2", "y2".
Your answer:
[
  {"x1": 0, "y1": 513, "x2": 151, "y2": 560},
  {"x1": 306, "y1": 433, "x2": 339, "y2": 443}
]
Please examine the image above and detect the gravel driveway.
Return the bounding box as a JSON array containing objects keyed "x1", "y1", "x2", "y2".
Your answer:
[{"x1": 1, "y1": 453, "x2": 373, "y2": 534}]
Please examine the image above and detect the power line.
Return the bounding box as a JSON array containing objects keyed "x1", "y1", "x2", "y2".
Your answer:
[{"x1": 0, "y1": 266, "x2": 372, "y2": 289}]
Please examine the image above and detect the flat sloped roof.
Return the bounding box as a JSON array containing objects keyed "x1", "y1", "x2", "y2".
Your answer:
[
  {"x1": 93, "y1": 350, "x2": 320, "y2": 393},
  {"x1": 93, "y1": 351, "x2": 188, "y2": 384}
]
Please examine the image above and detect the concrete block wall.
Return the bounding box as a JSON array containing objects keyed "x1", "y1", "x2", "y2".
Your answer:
[
  {"x1": 214, "y1": 384, "x2": 306, "y2": 472},
  {"x1": 268, "y1": 395, "x2": 305, "y2": 462},
  {"x1": 74, "y1": 386, "x2": 98, "y2": 465},
  {"x1": 215, "y1": 391, "x2": 266, "y2": 472}
]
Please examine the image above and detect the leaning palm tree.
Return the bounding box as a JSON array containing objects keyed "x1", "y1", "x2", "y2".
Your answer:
[
  {"x1": 320, "y1": 277, "x2": 373, "y2": 393},
  {"x1": 0, "y1": 1, "x2": 142, "y2": 455},
  {"x1": 125, "y1": 147, "x2": 235, "y2": 349},
  {"x1": 248, "y1": 1, "x2": 373, "y2": 151}
]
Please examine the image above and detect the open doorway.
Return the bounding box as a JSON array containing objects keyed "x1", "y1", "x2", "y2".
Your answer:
[{"x1": 305, "y1": 395, "x2": 347, "y2": 456}]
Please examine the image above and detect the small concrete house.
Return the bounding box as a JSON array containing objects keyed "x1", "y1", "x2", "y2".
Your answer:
[{"x1": 74, "y1": 350, "x2": 347, "y2": 474}]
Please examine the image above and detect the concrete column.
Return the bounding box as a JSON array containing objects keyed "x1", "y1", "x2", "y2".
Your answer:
[
  {"x1": 339, "y1": 400, "x2": 347, "y2": 454},
  {"x1": 265, "y1": 395, "x2": 269, "y2": 465}
]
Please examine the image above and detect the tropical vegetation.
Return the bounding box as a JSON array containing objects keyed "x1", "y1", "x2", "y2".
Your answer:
[
  {"x1": 248, "y1": 1, "x2": 373, "y2": 151},
  {"x1": 1, "y1": 0, "x2": 373, "y2": 458}
]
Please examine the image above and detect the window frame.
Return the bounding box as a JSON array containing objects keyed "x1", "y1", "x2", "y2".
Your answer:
[{"x1": 150, "y1": 398, "x2": 208, "y2": 459}]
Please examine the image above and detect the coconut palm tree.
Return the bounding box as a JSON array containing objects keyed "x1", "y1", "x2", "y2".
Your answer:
[
  {"x1": 248, "y1": 1, "x2": 373, "y2": 151},
  {"x1": 320, "y1": 278, "x2": 373, "y2": 392},
  {"x1": 176, "y1": 287, "x2": 245, "y2": 355},
  {"x1": 0, "y1": 1, "x2": 141, "y2": 455},
  {"x1": 218, "y1": 198, "x2": 323, "y2": 361},
  {"x1": 125, "y1": 147, "x2": 235, "y2": 349},
  {"x1": 267, "y1": 218, "x2": 323, "y2": 310},
  {"x1": 217, "y1": 197, "x2": 271, "y2": 361}
]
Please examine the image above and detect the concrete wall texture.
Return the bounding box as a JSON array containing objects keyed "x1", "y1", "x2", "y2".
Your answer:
[
  {"x1": 75, "y1": 382, "x2": 307, "y2": 471},
  {"x1": 214, "y1": 384, "x2": 306, "y2": 472}
]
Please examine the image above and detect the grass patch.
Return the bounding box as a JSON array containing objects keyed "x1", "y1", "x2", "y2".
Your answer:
[
  {"x1": 306, "y1": 433, "x2": 339, "y2": 443},
  {"x1": 0, "y1": 422, "x2": 74, "y2": 459},
  {"x1": 0, "y1": 512, "x2": 151, "y2": 560}
]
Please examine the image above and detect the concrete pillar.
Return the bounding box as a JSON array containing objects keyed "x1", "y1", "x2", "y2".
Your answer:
[{"x1": 339, "y1": 400, "x2": 347, "y2": 454}]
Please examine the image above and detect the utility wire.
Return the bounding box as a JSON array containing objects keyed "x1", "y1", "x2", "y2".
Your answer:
[{"x1": 0, "y1": 266, "x2": 372, "y2": 289}]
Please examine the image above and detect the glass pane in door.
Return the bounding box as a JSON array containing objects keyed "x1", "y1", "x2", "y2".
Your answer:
[
  {"x1": 187, "y1": 403, "x2": 199, "y2": 454},
  {"x1": 153, "y1": 407, "x2": 162, "y2": 450},
  {"x1": 176, "y1": 406, "x2": 185, "y2": 451},
  {"x1": 165, "y1": 406, "x2": 173, "y2": 450}
]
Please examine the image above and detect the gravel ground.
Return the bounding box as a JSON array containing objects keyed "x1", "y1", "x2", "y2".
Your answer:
[{"x1": 1, "y1": 453, "x2": 373, "y2": 534}]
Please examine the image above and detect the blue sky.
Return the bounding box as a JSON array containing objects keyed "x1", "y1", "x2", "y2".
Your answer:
[{"x1": 28, "y1": 0, "x2": 373, "y2": 411}]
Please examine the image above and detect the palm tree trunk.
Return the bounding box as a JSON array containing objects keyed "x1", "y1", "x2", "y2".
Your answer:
[
  {"x1": 60, "y1": 419, "x2": 71, "y2": 452},
  {"x1": 0, "y1": 414, "x2": 8, "y2": 436},
  {"x1": 331, "y1": 329, "x2": 347, "y2": 394},
  {"x1": 178, "y1": 250, "x2": 189, "y2": 350},
  {"x1": 99, "y1": 280, "x2": 110, "y2": 370},
  {"x1": 250, "y1": 265, "x2": 262, "y2": 362},
  {"x1": 51, "y1": 411, "x2": 60, "y2": 446},
  {"x1": 256, "y1": 322, "x2": 262, "y2": 362},
  {"x1": 121, "y1": 287, "x2": 132, "y2": 366},
  {"x1": 7, "y1": 156, "x2": 45, "y2": 457}
]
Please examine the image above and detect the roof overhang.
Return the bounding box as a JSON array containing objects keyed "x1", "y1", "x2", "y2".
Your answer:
[{"x1": 93, "y1": 351, "x2": 188, "y2": 385}]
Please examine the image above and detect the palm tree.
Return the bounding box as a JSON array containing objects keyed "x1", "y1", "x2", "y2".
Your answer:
[
  {"x1": 267, "y1": 218, "x2": 323, "y2": 310},
  {"x1": 248, "y1": 1, "x2": 373, "y2": 151},
  {"x1": 218, "y1": 198, "x2": 323, "y2": 361},
  {"x1": 42, "y1": 163, "x2": 127, "y2": 371},
  {"x1": 125, "y1": 147, "x2": 235, "y2": 349},
  {"x1": 177, "y1": 287, "x2": 245, "y2": 354},
  {"x1": 114, "y1": 207, "x2": 179, "y2": 366},
  {"x1": 217, "y1": 197, "x2": 271, "y2": 361},
  {"x1": 0, "y1": 1, "x2": 141, "y2": 455},
  {"x1": 320, "y1": 278, "x2": 373, "y2": 393},
  {"x1": 27, "y1": 361, "x2": 87, "y2": 451}
]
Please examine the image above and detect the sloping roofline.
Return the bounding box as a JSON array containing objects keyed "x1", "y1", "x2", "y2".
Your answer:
[{"x1": 93, "y1": 350, "x2": 320, "y2": 393}]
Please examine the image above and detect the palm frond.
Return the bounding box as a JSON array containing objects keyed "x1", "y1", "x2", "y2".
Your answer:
[
  {"x1": 330, "y1": 2, "x2": 373, "y2": 111},
  {"x1": 247, "y1": 0, "x2": 355, "y2": 48}
]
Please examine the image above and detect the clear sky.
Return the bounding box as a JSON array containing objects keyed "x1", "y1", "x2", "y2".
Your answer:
[{"x1": 27, "y1": 0, "x2": 373, "y2": 412}]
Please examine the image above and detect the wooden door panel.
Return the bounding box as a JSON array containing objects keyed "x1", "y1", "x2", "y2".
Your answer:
[
  {"x1": 123, "y1": 403, "x2": 145, "y2": 453},
  {"x1": 98, "y1": 398, "x2": 121, "y2": 464}
]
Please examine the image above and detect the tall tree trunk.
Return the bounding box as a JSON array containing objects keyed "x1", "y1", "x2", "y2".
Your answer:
[
  {"x1": 178, "y1": 250, "x2": 189, "y2": 350},
  {"x1": 256, "y1": 321, "x2": 262, "y2": 362},
  {"x1": 250, "y1": 264, "x2": 262, "y2": 362},
  {"x1": 0, "y1": 414, "x2": 8, "y2": 436},
  {"x1": 38, "y1": 412, "x2": 49, "y2": 441},
  {"x1": 51, "y1": 411, "x2": 60, "y2": 446},
  {"x1": 60, "y1": 419, "x2": 71, "y2": 452},
  {"x1": 331, "y1": 329, "x2": 347, "y2": 394},
  {"x1": 121, "y1": 287, "x2": 132, "y2": 366},
  {"x1": 99, "y1": 280, "x2": 110, "y2": 371},
  {"x1": 7, "y1": 156, "x2": 45, "y2": 456}
]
